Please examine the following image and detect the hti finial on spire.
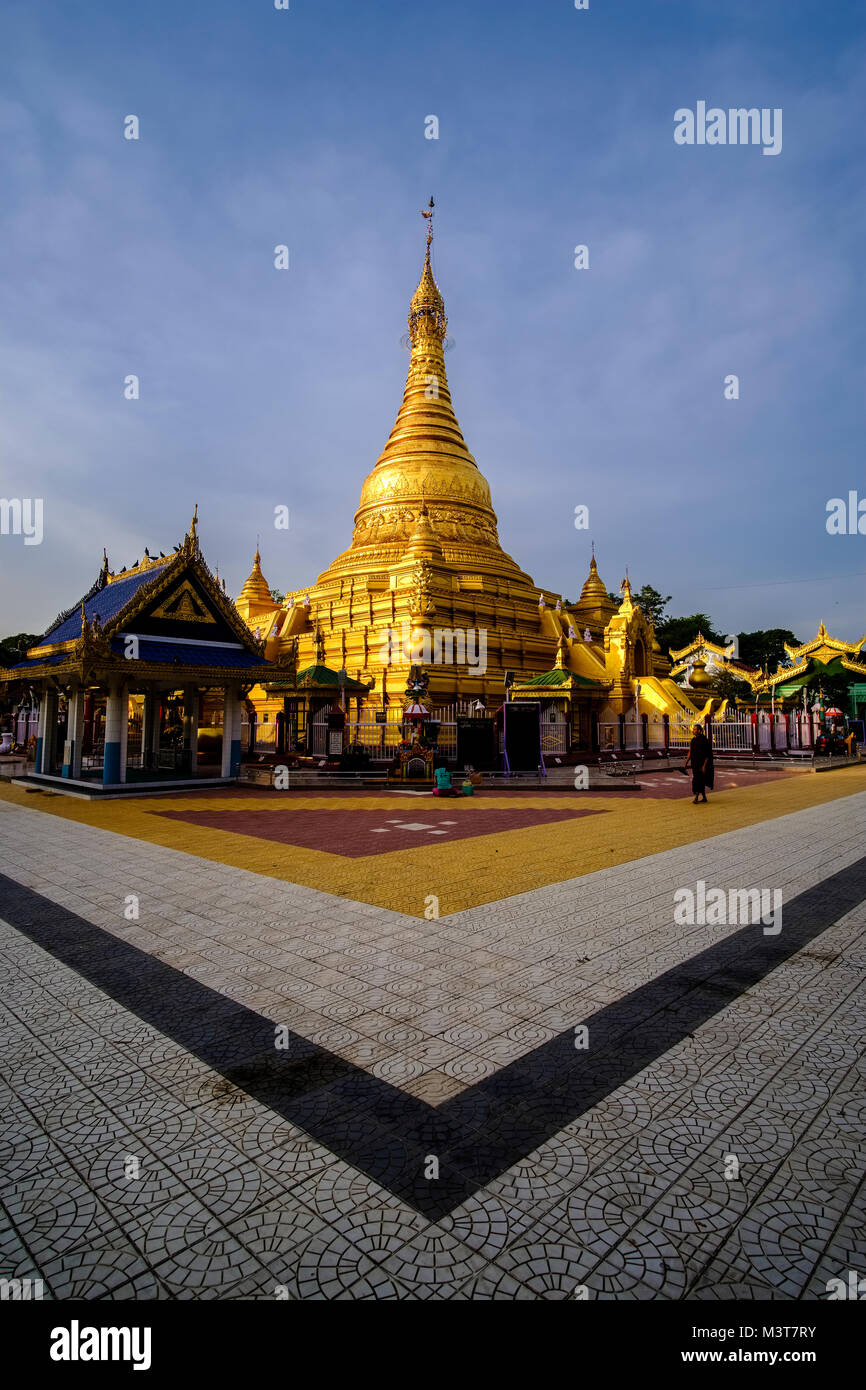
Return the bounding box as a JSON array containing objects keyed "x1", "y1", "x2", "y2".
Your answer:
[
  {"x1": 409, "y1": 198, "x2": 446, "y2": 342},
  {"x1": 421, "y1": 196, "x2": 434, "y2": 253}
]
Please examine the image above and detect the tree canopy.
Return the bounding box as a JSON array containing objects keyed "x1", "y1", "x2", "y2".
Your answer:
[
  {"x1": 656, "y1": 613, "x2": 726, "y2": 651},
  {"x1": 736, "y1": 629, "x2": 801, "y2": 672},
  {"x1": 0, "y1": 633, "x2": 40, "y2": 667}
]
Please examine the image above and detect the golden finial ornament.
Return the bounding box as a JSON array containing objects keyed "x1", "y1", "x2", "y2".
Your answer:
[
  {"x1": 409, "y1": 197, "x2": 447, "y2": 342},
  {"x1": 421, "y1": 196, "x2": 434, "y2": 248},
  {"x1": 182, "y1": 503, "x2": 200, "y2": 557}
]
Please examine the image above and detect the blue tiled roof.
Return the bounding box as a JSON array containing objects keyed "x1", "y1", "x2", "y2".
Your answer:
[
  {"x1": 7, "y1": 653, "x2": 67, "y2": 670},
  {"x1": 40, "y1": 566, "x2": 171, "y2": 645},
  {"x1": 111, "y1": 639, "x2": 269, "y2": 668}
]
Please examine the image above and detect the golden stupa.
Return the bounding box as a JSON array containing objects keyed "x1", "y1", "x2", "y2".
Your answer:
[{"x1": 237, "y1": 202, "x2": 702, "y2": 743}]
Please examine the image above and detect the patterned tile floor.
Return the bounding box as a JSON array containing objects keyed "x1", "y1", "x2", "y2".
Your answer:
[
  {"x1": 2, "y1": 764, "x2": 865, "y2": 914},
  {"x1": 0, "y1": 780, "x2": 865, "y2": 1299}
]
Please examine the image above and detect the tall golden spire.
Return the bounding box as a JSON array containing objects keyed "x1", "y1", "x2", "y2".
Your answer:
[
  {"x1": 371, "y1": 197, "x2": 474, "y2": 484},
  {"x1": 313, "y1": 200, "x2": 535, "y2": 587}
]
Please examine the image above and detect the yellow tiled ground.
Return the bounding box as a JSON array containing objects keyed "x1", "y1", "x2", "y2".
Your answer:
[{"x1": 3, "y1": 767, "x2": 865, "y2": 917}]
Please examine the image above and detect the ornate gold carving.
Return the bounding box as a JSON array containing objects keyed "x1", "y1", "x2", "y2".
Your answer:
[
  {"x1": 151, "y1": 579, "x2": 216, "y2": 624},
  {"x1": 74, "y1": 609, "x2": 113, "y2": 662},
  {"x1": 408, "y1": 560, "x2": 436, "y2": 618}
]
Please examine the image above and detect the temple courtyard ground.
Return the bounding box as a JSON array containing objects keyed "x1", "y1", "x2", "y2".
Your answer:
[{"x1": 0, "y1": 766, "x2": 864, "y2": 1299}]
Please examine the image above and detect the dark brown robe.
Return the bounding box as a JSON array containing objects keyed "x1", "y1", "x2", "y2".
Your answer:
[{"x1": 688, "y1": 733, "x2": 714, "y2": 795}]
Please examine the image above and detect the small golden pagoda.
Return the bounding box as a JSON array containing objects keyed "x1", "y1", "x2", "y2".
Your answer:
[
  {"x1": 241, "y1": 203, "x2": 700, "y2": 750},
  {"x1": 235, "y1": 548, "x2": 283, "y2": 644}
]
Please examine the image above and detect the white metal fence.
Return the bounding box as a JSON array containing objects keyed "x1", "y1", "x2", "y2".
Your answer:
[
  {"x1": 600, "y1": 713, "x2": 763, "y2": 752},
  {"x1": 668, "y1": 718, "x2": 694, "y2": 748},
  {"x1": 241, "y1": 702, "x2": 822, "y2": 764},
  {"x1": 710, "y1": 715, "x2": 753, "y2": 752}
]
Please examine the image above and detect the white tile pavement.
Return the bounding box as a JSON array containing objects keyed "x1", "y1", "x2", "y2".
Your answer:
[{"x1": 0, "y1": 794, "x2": 864, "y2": 1299}]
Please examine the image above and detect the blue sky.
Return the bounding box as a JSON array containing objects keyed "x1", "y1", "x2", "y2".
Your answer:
[{"x1": 1, "y1": 0, "x2": 864, "y2": 640}]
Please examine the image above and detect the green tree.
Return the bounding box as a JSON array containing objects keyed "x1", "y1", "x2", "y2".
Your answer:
[
  {"x1": 656, "y1": 613, "x2": 725, "y2": 653},
  {"x1": 605, "y1": 583, "x2": 671, "y2": 624},
  {"x1": 710, "y1": 666, "x2": 749, "y2": 704},
  {"x1": 269, "y1": 587, "x2": 285, "y2": 605},
  {"x1": 0, "y1": 633, "x2": 40, "y2": 667},
  {"x1": 737, "y1": 629, "x2": 801, "y2": 672},
  {"x1": 634, "y1": 585, "x2": 672, "y2": 629}
]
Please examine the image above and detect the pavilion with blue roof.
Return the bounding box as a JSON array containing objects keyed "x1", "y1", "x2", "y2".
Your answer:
[{"x1": 0, "y1": 509, "x2": 274, "y2": 791}]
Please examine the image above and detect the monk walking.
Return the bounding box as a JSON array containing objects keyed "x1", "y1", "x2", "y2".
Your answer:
[{"x1": 684, "y1": 723, "x2": 714, "y2": 804}]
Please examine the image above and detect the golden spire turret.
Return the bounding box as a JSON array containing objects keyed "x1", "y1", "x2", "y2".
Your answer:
[
  {"x1": 369, "y1": 197, "x2": 479, "y2": 489},
  {"x1": 617, "y1": 572, "x2": 635, "y2": 618},
  {"x1": 408, "y1": 198, "x2": 447, "y2": 341},
  {"x1": 573, "y1": 552, "x2": 618, "y2": 632},
  {"x1": 578, "y1": 554, "x2": 610, "y2": 605},
  {"x1": 316, "y1": 200, "x2": 532, "y2": 587},
  {"x1": 236, "y1": 547, "x2": 274, "y2": 622}
]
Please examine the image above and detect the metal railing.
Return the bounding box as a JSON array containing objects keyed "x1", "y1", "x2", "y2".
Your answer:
[{"x1": 711, "y1": 717, "x2": 753, "y2": 752}]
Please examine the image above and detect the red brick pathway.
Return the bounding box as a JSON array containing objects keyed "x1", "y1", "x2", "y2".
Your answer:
[{"x1": 156, "y1": 805, "x2": 606, "y2": 857}]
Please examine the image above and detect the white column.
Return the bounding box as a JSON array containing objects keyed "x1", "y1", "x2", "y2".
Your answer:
[
  {"x1": 35, "y1": 693, "x2": 48, "y2": 771},
  {"x1": 40, "y1": 691, "x2": 57, "y2": 773},
  {"x1": 221, "y1": 685, "x2": 241, "y2": 777},
  {"x1": 103, "y1": 681, "x2": 128, "y2": 784},
  {"x1": 231, "y1": 692, "x2": 243, "y2": 774},
  {"x1": 68, "y1": 687, "x2": 86, "y2": 778},
  {"x1": 148, "y1": 689, "x2": 162, "y2": 769},
  {"x1": 183, "y1": 685, "x2": 199, "y2": 776},
  {"x1": 118, "y1": 686, "x2": 129, "y2": 778},
  {"x1": 141, "y1": 689, "x2": 153, "y2": 768}
]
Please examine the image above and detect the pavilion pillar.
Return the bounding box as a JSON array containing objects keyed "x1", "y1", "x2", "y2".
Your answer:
[
  {"x1": 147, "y1": 690, "x2": 162, "y2": 770},
  {"x1": 63, "y1": 687, "x2": 86, "y2": 778},
  {"x1": 141, "y1": 688, "x2": 154, "y2": 769},
  {"x1": 182, "y1": 685, "x2": 199, "y2": 777},
  {"x1": 35, "y1": 692, "x2": 49, "y2": 773},
  {"x1": 221, "y1": 685, "x2": 242, "y2": 778},
  {"x1": 39, "y1": 690, "x2": 58, "y2": 773},
  {"x1": 103, "y1": 680, "x2": 129, "y2": 785}
]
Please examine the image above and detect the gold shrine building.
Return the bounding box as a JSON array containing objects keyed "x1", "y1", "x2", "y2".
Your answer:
[
  {"x1": 235, "y1": 205, "x2": 701, "y2": 757},
  {"x1": 3, "y1": 210, "x2": 864, "y2": 779}
]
